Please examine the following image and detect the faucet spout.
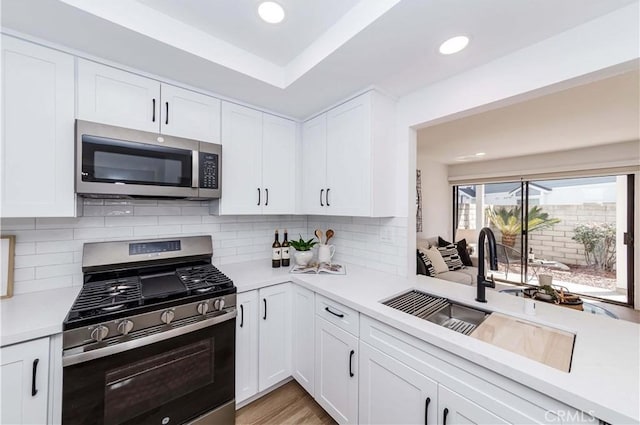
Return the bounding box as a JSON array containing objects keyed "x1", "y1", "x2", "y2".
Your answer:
[{"x1": 476, "y1": 227, "x2": 498, "y2": 303}]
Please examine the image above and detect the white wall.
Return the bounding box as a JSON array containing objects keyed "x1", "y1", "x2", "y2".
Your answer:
[{"x1": 416, "y1": 150, "x2": 450, "y2": 240}]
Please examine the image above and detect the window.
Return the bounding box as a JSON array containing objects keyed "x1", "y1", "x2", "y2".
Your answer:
[{"x1": 454, "y1": 174, "x2": 635, "y2": 307}]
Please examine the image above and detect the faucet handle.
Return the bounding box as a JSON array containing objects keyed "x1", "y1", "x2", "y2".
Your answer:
[{"x1": 488, "y1": 274, "x2": 496, "y2": 288}]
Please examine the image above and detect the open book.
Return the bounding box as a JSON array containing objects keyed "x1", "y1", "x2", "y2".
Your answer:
[{"x1": 290, "y1": 262, "x2": 346, "y2": 275}]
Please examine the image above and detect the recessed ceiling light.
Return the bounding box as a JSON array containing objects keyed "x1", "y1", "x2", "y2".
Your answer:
[
  {"x1": 475, "y1": 152, "x2": 486, "y2": 157},
  {"x1": 258, "y1": 2, "x2": 285, "y2": 24},
  {"x1": 439, "y1": 36, "x2": 469, "y2": 55}
]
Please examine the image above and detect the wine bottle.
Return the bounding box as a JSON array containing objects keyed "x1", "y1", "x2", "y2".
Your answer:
[
  {"x1": 528, "y1": 247, "x2": 535, "y2": 262},
  {"x1": 281, "y1": 229, "x2": 290, "y2": 267},
  {"x1": 272, "y1": 229, "x2": 281, "y2": 268}
]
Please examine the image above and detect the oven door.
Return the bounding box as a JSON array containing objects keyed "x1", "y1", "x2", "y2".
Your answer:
[
  {"x1": 62, "y1": 314, "x2": 235, "y2": 425},
  {"x1": 76, "y1": 120, "x2": 200, "y2": 198}
]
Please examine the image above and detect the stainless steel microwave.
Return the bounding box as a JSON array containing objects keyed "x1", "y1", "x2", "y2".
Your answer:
[{"x1": 75, "y1": 120, "x2": 221, "y2": 199}]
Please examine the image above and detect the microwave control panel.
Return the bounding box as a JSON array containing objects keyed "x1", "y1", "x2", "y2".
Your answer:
[{"x1": 199, "y1": 152, "x2": 219, "y2": 189}]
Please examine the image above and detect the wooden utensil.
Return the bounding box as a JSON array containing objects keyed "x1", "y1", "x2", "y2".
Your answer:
[
  {"x1": 315, "y1": 229, "x2": 323, "y2": 244},
  {"x1": 325, "y1": 229, "x2": 335, "y2": 244}
]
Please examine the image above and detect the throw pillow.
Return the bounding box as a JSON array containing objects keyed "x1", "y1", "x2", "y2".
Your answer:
[
  {"x1": 437, "y1": 243, "x2": 464, "y2": 271},
  {"x1": 439, "y1": 236, "x2": 473, "y2": 267},
  {"x1": 425, "y1": 246, "x2": 449, "y2": 274},
  {"x1": 417, "y1": 249, "x2": 436, "y2": 277}
]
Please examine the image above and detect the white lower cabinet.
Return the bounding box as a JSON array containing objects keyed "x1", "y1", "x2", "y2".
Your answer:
[
  {"x1": 359, "y1": 341, "x2": 438, "y2": 425},
  {"x1": 291, "y1": 285, "x2": 315, "y2": 395},
  {"x1": 236, "y1": 290, "x2": 259, "y2": 404},
  {"x1": 438, "y1": 385, "x2": 509, "y2": 425},
  {"x1": 258, "y1": 283, "x2": 292, "y2": 390},
  {"x1": 235, "y1": 283, "x2": 292, "y2": 404},
  {"x1": 314, "y1": 317, "x2": 358, "y2": 424},
  {"x1": 0, "y1": 337, "x2": 50, "y2": 424}
]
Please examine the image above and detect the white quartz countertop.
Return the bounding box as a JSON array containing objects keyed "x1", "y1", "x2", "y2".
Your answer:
[
  {"x1": 1, "y1": 286, "x2": 80, "y2": 347},
  {"x1": 221, "y1": 261, "x2": 640, "y2": 425}
]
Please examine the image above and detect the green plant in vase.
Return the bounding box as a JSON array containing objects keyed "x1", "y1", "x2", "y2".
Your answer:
[{"x1": 289, "y1": 235, "x2": 318, "y2": 266}]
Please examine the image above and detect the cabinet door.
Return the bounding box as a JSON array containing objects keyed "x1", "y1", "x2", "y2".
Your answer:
[
  {"x1": 261, "y1": 114, "x2": 296, "y2": 214},
  {"x1": 326, "y1": 94, "x2": 371, "y2": 216},
  {"x1": 315, "y1": 317, "x2": 358, "y2": 424},
  {"x1": 301, "y1": 114, "x2": 327, "y2": 215},
  {"x1": 220, "y1": 102, "x2": 262, "y2": 214},
  {"x1": 291, "y1": 285, "x2": 315, "y2": 396},
  {"x1": 160, "y1": 84, "x2": 221, "y2": 143},
  {"x1": 1, "y1": 36, "x2": 75, "y2": 217},
  {"x1": 438, "y1": 385, "x2": 509, "y2": 425},
  {"x1": 77, "y1": 59, "x2": 160, "y2": 132},
  {"x1": 236, "y1": 291, "x2": 259, "y2": 404},
  {"x1": 258, "y1": 283, "x2": 291, "y2": 391},
  {"x1": 359, "y1": 342, "x2": 437, "y2": 425},
  {"x1": 0, "y1": 338, "x2": 50, "y2": 424}
]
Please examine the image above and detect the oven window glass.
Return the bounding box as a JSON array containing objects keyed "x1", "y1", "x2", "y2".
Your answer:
[
  {"x1": 104, "y1": 339, "x2": 213, "y2": 425},
  {"x1": 82, "y1": 135, "x2": 192, "y2": 187}
]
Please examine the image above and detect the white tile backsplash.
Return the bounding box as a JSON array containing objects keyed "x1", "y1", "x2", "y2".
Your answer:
[{"x1": 1, "y1": 200, "x2": 408, "y2": 295}]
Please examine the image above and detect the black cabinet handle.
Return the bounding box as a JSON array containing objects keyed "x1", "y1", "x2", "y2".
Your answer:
[
  {"x1": 257, "y1": 188, "x2": 261, "y2": 205},
  {"x1": 240, "y1": 304, "x2": 244, "y2": 328},
  {"x1": 349, "y1": 350, "x2": 355, "y2": 377},
  {"x1": 263, "y1": 298, "x2": 267, "y2": 320},
  {"x1": 31, "y1": 358, "x2": 39, "y2": 396},
  {"x1": 165, "y1": 102, "x2": 169, "y2": 125},
  {"x1": 424, "y1": 397, "x2": 431, "y2": 425},
  {"x1": 442, "y1": 408, "x2": 449, "y2": 425},
  {"x1": 326, "y1": 188, "x2": 331, "y2": 206},
  {"x1": 152, "y1": 98, "x2": 156, "y2": 122},
  {"x1": 325, "y1": 306, "x2": 344, "y2": 318},
  {"x1": 265, "y1": 188, "x2": 269, "y2": 206},
  {"x1": 320, "y1": 189, "x2": 324, "y2": 206}
]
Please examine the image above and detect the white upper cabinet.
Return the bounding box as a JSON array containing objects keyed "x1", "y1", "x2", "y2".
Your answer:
[
  {"x1": 77, "y1": 59, "x2": 160, "y2": 133},
  {"x1": 77, "y1": 60, "x2": 221, "y2": 142},
  {"x1": 261, "y1": 114, "x2": 296, "y2": 214},
  {"x1": 301, "y1": 114, "x2": 327, "y2": 215},
  {"x1": 218, "y1": 101, "x2": 296, "y2": 215},
  {"x1": 160, "y1": 83, "x2": 221, "y2": 143},
  {"x1": 300, "y1": 91, "x2": 396, "y2": 217},
  {"x1": 1, "y1": 35, "x2": 75, "y2": 217}
]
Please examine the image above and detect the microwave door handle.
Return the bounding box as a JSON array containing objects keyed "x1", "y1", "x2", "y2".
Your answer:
[{"x1": 192, "y1": 150, "x2": 199, "y2": 189}]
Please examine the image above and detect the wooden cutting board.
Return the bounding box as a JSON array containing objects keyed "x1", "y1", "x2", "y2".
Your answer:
[{"x1": 470, "y1": 313, "x2": 575, "y2": 372}]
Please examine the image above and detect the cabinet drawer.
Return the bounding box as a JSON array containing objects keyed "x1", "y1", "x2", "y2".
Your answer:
[{"x1": 315, "y1": 295, "x2": 359, "y2": 337}]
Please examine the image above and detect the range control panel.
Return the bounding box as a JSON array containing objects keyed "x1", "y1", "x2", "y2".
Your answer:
[
  {"x1": 199, "y1": 152, "x2": 219, "y2": 189},
  {"x1": 129, "y1": 240, "x2": 182, "y2": 255}
]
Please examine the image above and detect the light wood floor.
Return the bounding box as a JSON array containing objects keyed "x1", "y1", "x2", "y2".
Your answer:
[{"x1": 236, "y1": 381, "x2": 336, "y2": 425}]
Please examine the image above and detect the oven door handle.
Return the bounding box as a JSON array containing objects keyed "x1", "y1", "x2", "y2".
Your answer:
[{"x1": 63, "y1": 309, "x2": 236, "y2": 367}]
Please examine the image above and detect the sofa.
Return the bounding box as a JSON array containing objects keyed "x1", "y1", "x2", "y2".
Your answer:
[{"x1": 417, "y1": 237, "x2": 478, "y2": 285}]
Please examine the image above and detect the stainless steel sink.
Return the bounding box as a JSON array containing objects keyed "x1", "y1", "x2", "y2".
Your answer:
[
  {"x1": 382, "y1": 290, "x2": 490, "y2": 335},
  {"x1": 425, "y1": 302, "x2": 490, "y2": 335}
]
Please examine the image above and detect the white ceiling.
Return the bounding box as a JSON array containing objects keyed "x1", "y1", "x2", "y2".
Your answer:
[
  {"x1": 135, "y1": 0, "x2": 361, "y2": 66},
  {"x1": 417, "y1": 70, "x2": 640, "y2": 164},
  {"x1": 1, "y1": 0, "x2": 638, "y2": 119}
]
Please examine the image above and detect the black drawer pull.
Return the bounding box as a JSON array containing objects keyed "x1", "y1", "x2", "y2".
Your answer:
[
  {"x1": 31, "y1": 358, "x2": 39, "y2": 396},
  {"x1": 263, "y1": 298, "x2": 267, "y2": 320},
  {"x1": 443, "y1": 408, "x2": 449, "y2": 425},
  {"x1": 326, "y1": 188, "x2": 330, "y2": 206},
  {"x1": 240, "y1": 304, "x2": 244, "y2": 328},
  {"x1": 265, "y1": 188, "x2": 269, "y2": 206},
  {"x1": 257, "y1": 188, "x2": 261, "y2": 205},
  {"x1": 425, "y1": 397, "x2": 431, "y2": 425},
  {"x1": 325, "y1": 306, "x2": 344, "y2": 318},
  {"x1": 152, "y1": 98, "x2": 156, "y2": 122},
  {"x1": 165, "y1": 101, "x2": 169, "y2": 125},
  {"x1": 349, "y1": 350, "x2": 355, "y2": 377},
  {"x1": 320, "y1": 189, "x2": 324, "y2": 206}
]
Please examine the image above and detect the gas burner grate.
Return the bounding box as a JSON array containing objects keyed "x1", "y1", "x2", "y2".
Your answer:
[
  {"x1": 177, "y1": 264, "x2": 233, "y2": 293},
  {"x1": 70, "y1": 277, "x2": 142, "y2": 315}
]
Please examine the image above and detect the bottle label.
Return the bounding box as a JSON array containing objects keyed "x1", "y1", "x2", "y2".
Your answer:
[
  {"x1": 282, "y1": 247, "x2": 290, "y2": 259},
  {"x1": 272, "y1": 248, "x2": 281, "y2": 260}
]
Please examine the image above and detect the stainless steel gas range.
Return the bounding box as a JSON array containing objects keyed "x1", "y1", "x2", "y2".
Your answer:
[{"x1": 62, "y1": 236, "x2": 236, "y2": 425}]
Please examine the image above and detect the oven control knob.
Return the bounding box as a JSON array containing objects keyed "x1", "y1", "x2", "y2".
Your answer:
[
  {"x1": 161, "y1": 309, "x2": 175, "y2": 324},
  {"x1": 117, "y1": 320, "x2": 134, "y2": 335},
  {"x1": 90, "y1": 325, "x2": 109, "y2": 342},
  {"x1": 213, "y1": 298, "x2": 225, "y2": 311},
  {"x1": 197, "y1": 302, "x2": 209, "y2": 315}
]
